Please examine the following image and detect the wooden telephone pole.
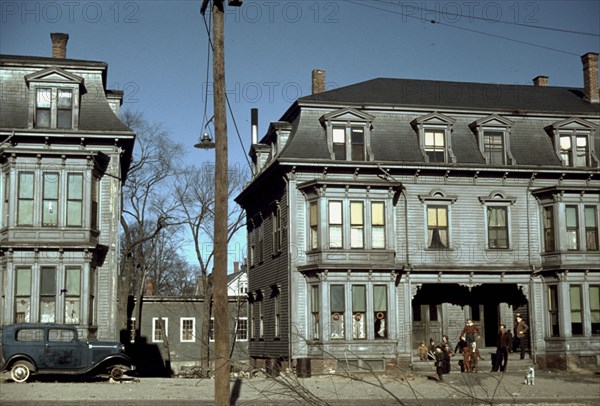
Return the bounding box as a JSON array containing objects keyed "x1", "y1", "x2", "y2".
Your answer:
[{"x1": 200, "y1": 1, "x2": 242, "y2": 404}]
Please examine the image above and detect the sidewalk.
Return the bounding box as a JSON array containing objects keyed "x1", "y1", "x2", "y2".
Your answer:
[{"x1": 1, "y1": 368, "x2": 599, "y2": 405}]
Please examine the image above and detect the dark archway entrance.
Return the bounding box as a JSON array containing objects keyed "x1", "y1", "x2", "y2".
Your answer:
[{"x1": 411, "y1": 283, "x2": 527, "y2": 350}]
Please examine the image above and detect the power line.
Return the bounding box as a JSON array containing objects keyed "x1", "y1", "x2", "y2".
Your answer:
[
  {"x1": 344, "y1": 0, "x2": 589, "y2": 56},
  {"x1": 201, "y1": 8, "x2": 252, "y2": 170},
  {"x1": 373, "y1": 0, "x2": 600, "y2": 37}
]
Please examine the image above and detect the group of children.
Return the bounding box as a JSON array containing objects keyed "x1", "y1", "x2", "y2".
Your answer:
[{"x1": 418, "y1": 320, "x2": 483, "y2": 381}]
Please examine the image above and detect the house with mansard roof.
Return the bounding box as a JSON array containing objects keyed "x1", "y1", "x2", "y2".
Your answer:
[
  {"x1": 235, "y1": 54, "x2": 600, "y2": 374},
  {"x1": 0, "y1": 34, "x2": 135, "y2": 341}
]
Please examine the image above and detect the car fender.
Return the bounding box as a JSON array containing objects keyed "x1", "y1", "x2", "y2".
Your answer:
[
  {"x1": 86, "y1": 354, "x2": 134, "y2": 374},
  {"x1": 3, "y1": 354, "x2": 38, "y2": 373}
]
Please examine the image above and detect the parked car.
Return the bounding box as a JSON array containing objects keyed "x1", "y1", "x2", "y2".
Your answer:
[{"x1": 1, "y1": 323, "x2": 134, "y2": 383}]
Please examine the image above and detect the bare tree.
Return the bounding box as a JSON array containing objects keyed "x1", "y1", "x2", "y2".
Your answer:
[
  {"x1": 117, "y1": 111, "x2": 184, "y2": 340},
  {"x1": 173, "y1": 162, "x2": 248, "y2": 377}
]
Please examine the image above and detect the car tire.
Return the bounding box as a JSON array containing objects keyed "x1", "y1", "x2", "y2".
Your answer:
[
  {"x1": 110, "y1": 367, "x2": 124, "y2": 380},
  {"x1": 10, "y1": 361, "x2": 34, "y2": 383}
]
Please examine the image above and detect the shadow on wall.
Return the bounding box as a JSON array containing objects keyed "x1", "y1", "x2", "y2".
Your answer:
[{"x1": 120, "y1": 330, "x2": 173, "y2": 377}]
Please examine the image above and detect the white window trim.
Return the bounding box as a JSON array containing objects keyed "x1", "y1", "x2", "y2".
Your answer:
[
  {"x1": 152, "y1": 317, "x2": 168, "y2": 343},
  {"x1": 419, "y1": 191, "x2": 457, "y2": 250},
  {"x1": 411, "y1": 112, "x2": 456, "y2": 164},
  {"x1": 180, "y1": 317, "x2": 195, "y2": 343},
  {"x1": 478, "y1": 192, "x2": 517, "y2": 250},
  {"x1": 235, "y1": 317, "x2": 249, "y2": 342}
]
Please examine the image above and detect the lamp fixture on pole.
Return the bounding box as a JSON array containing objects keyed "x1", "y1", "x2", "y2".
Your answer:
[{"x1": 194, "y1": 132, "x2": 215, "y2": 149}]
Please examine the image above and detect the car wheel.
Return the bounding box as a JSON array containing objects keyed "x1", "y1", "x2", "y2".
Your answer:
[
  {"x1": 110, "y1": 367, "x2": 124, "y2": 380},
  {"x1": 10, "y1": 361, "x2": 34, "y2": 383}
]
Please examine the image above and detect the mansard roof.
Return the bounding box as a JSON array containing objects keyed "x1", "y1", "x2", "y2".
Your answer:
[
  {"x1": 0, "y1": 54, "x2": 132, "y2": 133},
  {"x1": 299, "y1": 78, "x2": 600, "y2": 115}
]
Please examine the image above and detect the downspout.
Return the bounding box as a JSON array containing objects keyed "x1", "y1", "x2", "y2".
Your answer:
[{"x1": 526, "y1": 172, "x2": 538, "y2": 365}]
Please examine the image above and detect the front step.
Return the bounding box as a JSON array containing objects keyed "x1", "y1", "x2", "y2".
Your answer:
[{"x1": 411, "y1": 349, "x2": 534, "y2": 373}]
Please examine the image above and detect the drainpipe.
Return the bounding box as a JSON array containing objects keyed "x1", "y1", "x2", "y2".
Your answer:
[{"x1": 526, "y1": 172, "x2": 538, "y2": 365}]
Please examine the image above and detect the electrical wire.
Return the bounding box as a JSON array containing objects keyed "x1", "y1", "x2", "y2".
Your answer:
[
  {"x1": 201, "y1": 4, "x2": 252, "y2": 170},
  {"x1": 373, "y1": 0, "x2": 600, "y2": 37},
  {"x1": 344, "y1": 0, "x2": 591, "y2": 56}
]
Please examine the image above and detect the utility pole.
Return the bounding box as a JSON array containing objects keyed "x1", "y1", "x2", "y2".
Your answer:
[{"x1": 200, "y1": 1, "x2": 242, "y2": 404}]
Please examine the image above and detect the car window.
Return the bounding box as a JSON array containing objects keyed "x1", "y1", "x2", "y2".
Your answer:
[
  {"x1": 16, "y1": 329, "x2": 44, "y2": 342},
  {"x1": 48, "y1": 329, "x2": 75, "y2": 342}
]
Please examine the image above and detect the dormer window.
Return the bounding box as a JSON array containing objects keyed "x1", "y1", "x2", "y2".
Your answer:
[
  {"x1": 412, "y1": 112, "x2": 456, "y2": 164},
  {"x1": 547, "y1": 118, "x2": 598, "y2": 167},
  {"x1": 320, "y1": 108, "x2": 374, "y2": 162},
  {"x1": 333, "y1": 126, "x2": 364, "y2": 161},
  {"x1": 35, "y1": 88, "x2": 74, "y2": 129},
  {"x1": 25, "y1": 67, "x2": 83, "y2": 130},
  {"x1": 470, "y1": 114, "x2": 515, "y2": 165},
  {"x1": 560, "y1": 133, "x2": 589, "y2": 167}
]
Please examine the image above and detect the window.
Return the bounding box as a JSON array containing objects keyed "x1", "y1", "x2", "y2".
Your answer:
[
  {"x1": 236, "y1": 318, "x2": 248, "y2": 341},
  {"x1": 35, "y1": 88, "x2": 51, "y2": 128},
  {"x1": 543, "y1": 206, "x2": 555, "y2": 252},
  {"x1": 15, "y1": 267, "x2": 31, "y2": 323},
  {"x1": 34, "y1": 87, "x2": 74, "y2": 129},
  {"x1": 249, "y1": 302, "x2": 255, "y2": 339},
  {"x1": 42, "y1": 173, "x2": 59, "y2": 227},
  {"x1": 274, "y1": 291, "x2": 280, "y2": 338},
  {"x1": 64, "y1": 267, "x2": 81, "y2": 324},
  {"x1": 352, "y1": 285, "x2": 366, "y2": 339},
  {"x1": 152, "y1": 318, "x2": 168, "y2": 342},
  {"x1": 328, "y1": 201, "x2": 343, "y2": 249},
  {"x1": 427, "y1": 205, "x2": 448, "y2": 249},
  {"x1": 40, "y1": 266, "x2": 56, "y2": 322},
  {"x1": 17, "y1": 172, "x2": 34, "y2": 226},
  {"x1": 272, "y1": 205, "x2": 282, "y2": 254},
  {"x1": 548, "y1": 286, "x2": 559, "y2": 337},
  {"x1": 311, "y1": 285, "x2": 320, "y2": 340},
  {"x1": 484, "y1": 131, "x2": 505, "y2": 165},
  {"x1": 487, "y1": 206, "x2": 509, "y2": 249},
  {"x1": 258, "y1": 223, "x2": 264, "y2": 263},
  {"x1": 17, "y1": 328, "x2": 44, "y2": 342},
  {"x1": 566, "y1": 206, "x2": 579, "y2": 250},
  {"x1": 180, "y1": 318, "x2": 195, "y2": 342},
  {"x1": 560, "y1": 133, "x2": 589, "y2": 167},
  {"x1": 371, "y1": 202, "x2": 385, "y2": 249},
  {"x1": 249, "y1": 227, "x2": 255, "y2": 266},
  {"x1": 67, "y1": 173, "x2": 83, "y2": 227},
  {"x1": 258, "y1": 295, "x2": 264, "y2": 338},
  {"x1": 330, "y1": 285, "x2": 345, "y2": 339},
  {"x1": 208, "y1": 318, "x2": 215, "y2": 342},
  {"x1": 332, "y1": 126, "x2": 366, "y2": 161},
  {"x1": 333, "y1": 127, "x2": 346, "y2": 160},
  {"x1": 91, "y1": 176, "x2": 99, "y2": 229},
  {"x1": 49, "y1": 328, "x2": 75, "y2": 342},
  {"x1": 424, "y1": 130, "x2": 445, "y2": 163},
  {"x1": 570, "y1": 285, "x2": 583, "y2": 335},
  {"x1": 373, "y1": 285, "x2": 387, "y2": 339},
  {"x1": 57, "y1": 89, "x2": 73, "y2": 129},
  {"x1": 350, "y1": 201, "x2": 364, "y2": 249},
  {"x1": 309, "y1": 202, "x2": 318, "y2": 250},
  {"x1": 590, "y1": 285, "x2": 600, "y2": 335},
  {"x1": 585, "y1": 206, "x2": 599, "y2": 251}
]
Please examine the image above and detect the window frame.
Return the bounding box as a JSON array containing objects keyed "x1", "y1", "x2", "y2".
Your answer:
[
  {"x1": 39, "y1": 266, "x2": 57, "y2": 323},
  {"x1": 543, "y1": 206, "x2": 556, "y2": 253},
  {"x1": 569, "y1": 285, "x2": 584, "y2": 336},
  {"x1": 30, "y1": 84, "x2": 80, "y2": 130},
  {"x1": 565, "y1": 205, "x2": 580, "y2": 251},
  {"x1": 320, "y1": 108, "x2": 374, "y2": 162},
  {"x1": 235, "y1": 318, "x2": 248, "y2": 341},
  {"x1": 15, "y1": 266, "x2": 32, "y2": 323},
  {"x1": 426, "y1": 205, "x2": 449, "y2": 249},
  {"x1": 584, "y1": 206, "x2": 599, "y2": 251},
  {"x1": 64, "y1": 266, "x2": 81, "y2": 324},
  {"x1": 548, "y1": 285, "x2": 560, "y2": 337},
  {"x1": 180, "y1": 317, "x2": 196, "y2": 343},
  {"x1": 152, "y1": 317, "x2": 168, "y2": 343}
]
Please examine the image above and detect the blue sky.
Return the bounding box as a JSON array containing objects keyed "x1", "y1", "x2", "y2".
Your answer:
[{"x1": 2, "y1": 0, "x2": 599, "y2": 269}]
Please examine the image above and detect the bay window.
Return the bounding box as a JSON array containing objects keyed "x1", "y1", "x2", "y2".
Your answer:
[
  {"x1": 328, "y1": 201, "x2": 343, "y2": 249},
  {"x1": 330, "y1": 285, "x2": 345, "y2": 339}
]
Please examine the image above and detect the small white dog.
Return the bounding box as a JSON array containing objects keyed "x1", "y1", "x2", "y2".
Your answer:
[{"x1": 525, "y1": 367, "x2": 535, "y2": 385}]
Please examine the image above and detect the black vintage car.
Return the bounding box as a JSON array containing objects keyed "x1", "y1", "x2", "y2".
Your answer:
[{"x1": 1, "y1": 323, "x2": 134, "y2": 383}]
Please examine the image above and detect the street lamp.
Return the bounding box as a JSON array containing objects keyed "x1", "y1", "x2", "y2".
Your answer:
[{"x1": 194, "y1": 132, "x2": 215, "y2": 150}]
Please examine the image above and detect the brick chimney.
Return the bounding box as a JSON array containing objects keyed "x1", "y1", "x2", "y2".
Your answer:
[
  {"x1": 234, "y1": 261, "x2": 239, "y2": 273},
  {"x1": 581, "y1": 52, "x2": 599, "y2": 103},
  {"x1": 51, "y1": 33, "x2": 69, "y2": 59},
  {"x1": 145, "y1": 278, "x2": 154, "y2": 296},
  {"x1": 532, "y1": 76, "x2": 549, "y2": 87},
  {"x1": 312, "y1": 69, "x2": 326, "y2": 95}
]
